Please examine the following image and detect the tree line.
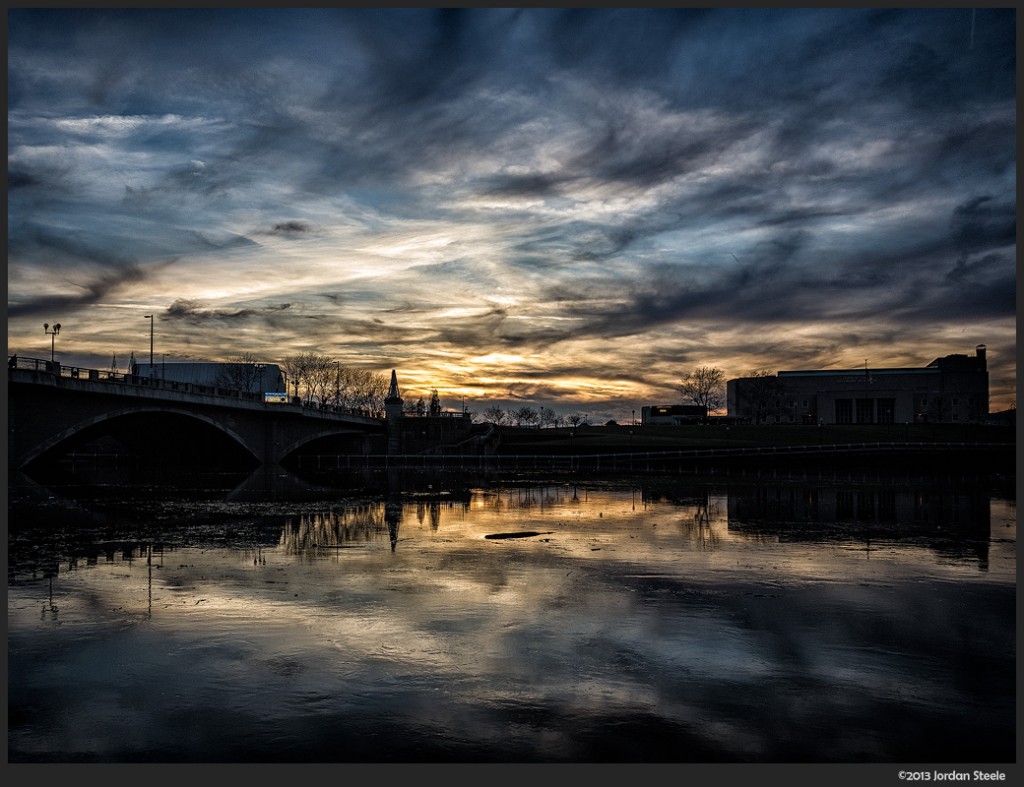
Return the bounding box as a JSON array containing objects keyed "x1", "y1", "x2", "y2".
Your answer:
[
  {"x1": 280, "y1": 352, "x2": 390, "y2": 416},
  {"x1": 220, "y1": 354, "x2": 768, "y2": 425},
  {"x1": 217, "y1": 352, "x2": 390, "y2": 417},
  {"x1": 474, "y1": 404, "x2": 590, "y2": 428}
]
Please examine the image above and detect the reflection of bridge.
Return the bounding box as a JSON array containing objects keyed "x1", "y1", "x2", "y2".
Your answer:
[{"x1": 8, "y1": 357, "x2": 385, "y2": 471}]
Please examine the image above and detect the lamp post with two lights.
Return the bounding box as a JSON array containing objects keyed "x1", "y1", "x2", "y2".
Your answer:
[{"x1": 43, "y1": 322, "x2": 61, "y2": 363}]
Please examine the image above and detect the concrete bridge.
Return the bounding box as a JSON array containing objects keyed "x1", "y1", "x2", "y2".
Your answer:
[{"x1": 7, "y1": 357, "x2": 387, "y2": 471}]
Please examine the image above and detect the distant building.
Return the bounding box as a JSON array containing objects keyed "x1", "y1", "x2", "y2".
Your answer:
[
  {"x1": 641, "y1": 404, "x2": 708, "y2": 425},
  {"x1": 727, "y1": 345, "x2": 990, "y2": 425},
  {"x1": 131, "y1": 361, "x2": 285, "y2": 394}
]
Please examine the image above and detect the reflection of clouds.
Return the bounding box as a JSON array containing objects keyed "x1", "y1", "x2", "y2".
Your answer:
[
  {"x1": 14, "y1": 484, "x2": 1016, "y2": 633},
  {"x1": 8, "y1": 482, "x2": 1015, "y2": 761},
  {"x1": 245, "y1": 486, "x2": 1016, "y2": 586}
]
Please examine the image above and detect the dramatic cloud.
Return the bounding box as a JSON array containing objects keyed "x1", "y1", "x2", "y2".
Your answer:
[{"x1": 7, "y1": 8, "x2": 1016, "y2": 419}]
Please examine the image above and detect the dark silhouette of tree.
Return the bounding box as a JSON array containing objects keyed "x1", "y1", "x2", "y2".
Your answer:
[
  {"x1": 511, "y1": 405, "x2": 539, "y2": 427},
  {"x1": 334, "y1": 366, "x2": 388, "y2": 416},
  {"x1": 217, "y1": 352, "x2": 264, "y2": 393},
  {"x1": 481, "y1": 405, "x2": 507, "y2": 425},
  {"x1": 742, "y1": 368, "x2": 782, "y2": 425},
  {"x1": 282, "y1": 353, "x2": 380, "y2": 407},
  {"x1": 281, "y1": 353, "x2": 312, "y2": 400},
  {"x1": 429, "y1": 389, "x2": 441, "y2": 416},
  {"x1": 677, "y1": 366, "x2": 726, "y2": 416}
]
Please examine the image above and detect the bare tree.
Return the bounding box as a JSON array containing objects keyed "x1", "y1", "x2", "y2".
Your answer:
[
  {"x1": 281, "y1": 352, "x2": 334, "y2": 404},
  {"x1": 353, "y1": 371, "x2": 388, "y2": 416},
  {"x1": 511, "y1": 405, "x2": 540, "y2": 427},
  {"x1": 428, "y1": 389, "x2": 442, "y2": 416},
  {"x1": 566, "y1": 412, "x2": 586, "y2": 427},
  {"x1": 281, "y1": 353, "x2": 310, "y2": 399},
  {"x1": 677, "y1": 366, "x2": 726, "y2": 416},
  {"x1": 481, "y1": 405, "x2": 507, "y2": 425},
  {"x1": 217, "y1": 352, "x2": 264, "y2": 393},
  {"x1": 333, "y1": 366, "x2": 388, "y2": 416},
  {"x1": 538, "y1": 406, "x2": 558, "y2": 428},
  {"x1": 307, "y1": 355, "x2": 335, "y2": 404},
  {"x1": 742, "y1": 368, "x2": 782, "y2": 425}
]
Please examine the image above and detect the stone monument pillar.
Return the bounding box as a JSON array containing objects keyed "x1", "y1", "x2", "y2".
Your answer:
[{"x1": 384, "y1": 369, "x2": 404, "y2": 455}]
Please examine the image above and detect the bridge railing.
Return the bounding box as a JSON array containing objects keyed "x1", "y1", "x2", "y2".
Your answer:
[
  {"x1": 9, "y1": 355, "x2": 137, "y2": 383},
  {"x1": 7, "y1": 355, "x2": 380, "y2": 419}
]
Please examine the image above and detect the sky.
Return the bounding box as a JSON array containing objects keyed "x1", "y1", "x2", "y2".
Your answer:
[{"x1": 6, "y1": 7, "x2": 1017, "y2": 421}]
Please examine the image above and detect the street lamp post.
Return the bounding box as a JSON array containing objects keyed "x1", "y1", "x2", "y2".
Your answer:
[
  {"x1": 43, "y1": 322, "x2": 61, "y2": 363},
  {"x1": 144, "y1": 314, "x2": 154, "y2": 372}
]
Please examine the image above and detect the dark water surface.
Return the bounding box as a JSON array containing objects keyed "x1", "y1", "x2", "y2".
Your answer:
[{"x1": 7, "y1": 469, "x2": 1016, "y2": 763}]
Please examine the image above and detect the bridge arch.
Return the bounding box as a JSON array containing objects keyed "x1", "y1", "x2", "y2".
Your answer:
[
  {"x1": 9, "y1": 365, "x2": 389, "y2": 472},
  {"x1": 275, "y1": 426, "x2": 375, "y2": 465},
  {"x1": 18, "y1": 405, "x2": 263, "y2": 470}
]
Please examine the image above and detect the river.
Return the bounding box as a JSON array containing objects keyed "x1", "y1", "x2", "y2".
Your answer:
[{"x1": 7, "y1": 467, "x2": 1016, "y2": 763}]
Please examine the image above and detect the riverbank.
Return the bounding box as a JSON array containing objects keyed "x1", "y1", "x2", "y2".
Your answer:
[{"x1": 492, "y1": 422, "x2": 1016, "y2": 455}]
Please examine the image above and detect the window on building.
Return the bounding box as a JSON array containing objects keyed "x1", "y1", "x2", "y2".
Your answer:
[
  {"x1": 835, "y1": 399, "x2": 852, "y2": 425},
  {"x1": 876, "y1": 399, "x2": 895, "y2": 425},
  {"x1": 856, "y1": 398, "x2": 873, "y2": 424},
  {"x1": 952, "y1": 398, "x2": 959, "y2": 406}
]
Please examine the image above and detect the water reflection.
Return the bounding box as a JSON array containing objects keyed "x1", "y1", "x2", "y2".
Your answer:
[
  {"x1": 279, "y1": 503, "x2": 412, "y2": 554},
  {"x1": 7, "y1": 471, "x2": 1015, "y2": 763}
]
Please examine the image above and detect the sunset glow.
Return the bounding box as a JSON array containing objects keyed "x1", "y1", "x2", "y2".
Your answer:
[{"x1": 7, "y1": 8, "x2": 1016, "y2": 421}]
